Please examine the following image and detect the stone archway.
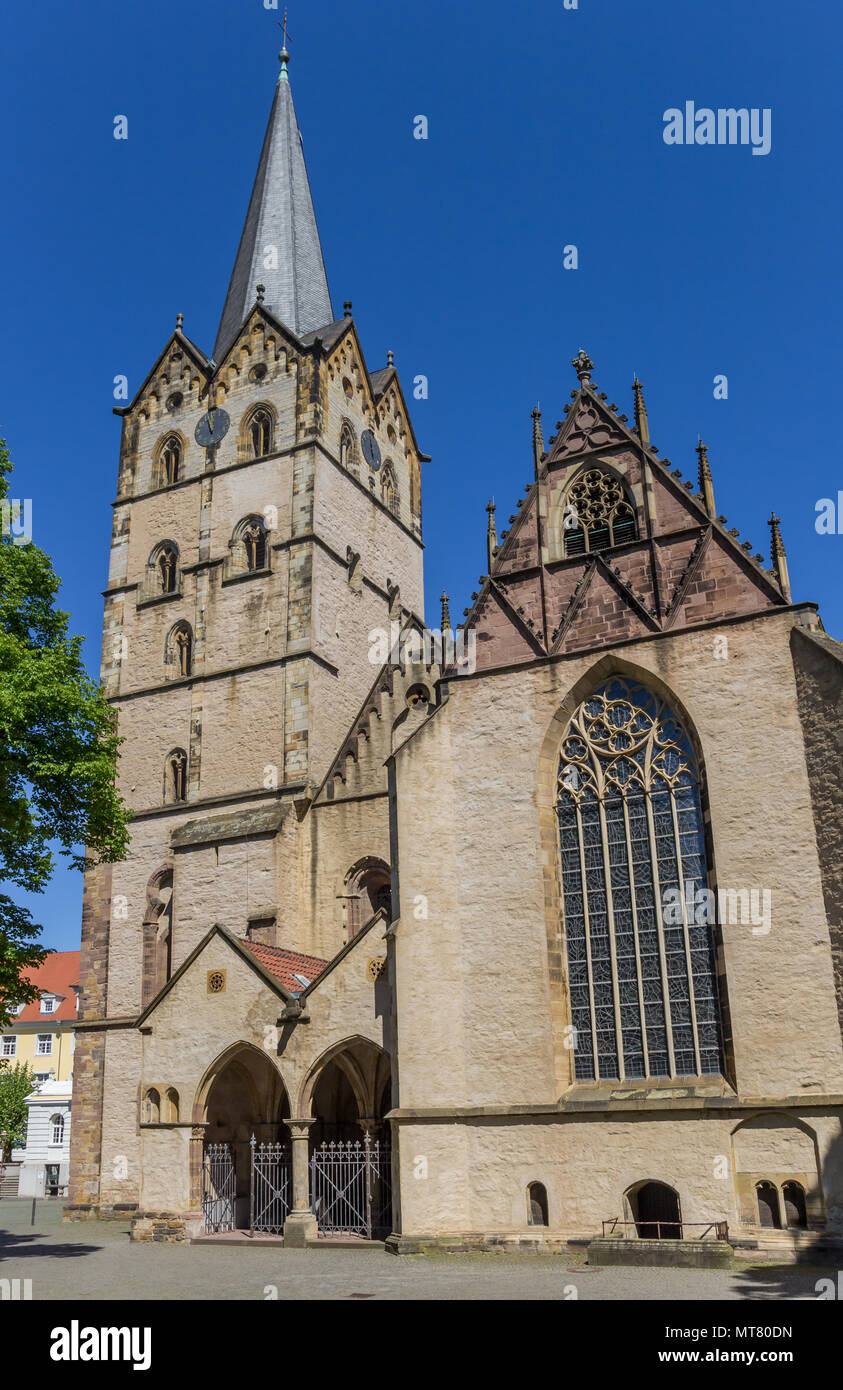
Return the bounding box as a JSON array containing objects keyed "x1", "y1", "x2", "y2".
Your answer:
[
  {"x1": 301, "y1": 1037, "x2": 392, "y2": 1149},
  {"x1": 194, "y1": 1043, "x2": 290, "y2": 1229}
]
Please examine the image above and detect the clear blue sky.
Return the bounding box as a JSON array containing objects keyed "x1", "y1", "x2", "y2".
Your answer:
[{"x1": 1, "y1": 0, "x2": 840, "y2": 951}]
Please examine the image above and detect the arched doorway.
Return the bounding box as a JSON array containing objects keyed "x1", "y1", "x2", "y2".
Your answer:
[
  {"x1": 302, "y1": 1039, "x2": 393, "y2": 1237},
  {"x1": 627, "y1": 1181, "x2": 682, "y2": 1240},
  {"x1": 197, "y1": 1045, "x2": 290, "y2": 1230},
  {"x1": 756, "y1": 1181, "x2": 781, "y2": 1229}
]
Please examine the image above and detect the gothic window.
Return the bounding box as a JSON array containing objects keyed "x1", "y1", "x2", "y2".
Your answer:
[
  {"x1": 381, "y1": 463, "x2": 399, "y2": 517},
  {"x1": 527, "y1": 1182, "x2": 549, "y2": 1227},
  {"x1": 248, "y1": 407, "x2": 273, "y2": 459},
  {"x1": 164, "y1": 748, "x2": 188, "y2": 804},
  {"x1": 782, "y1": 1181, "x2": 807, "y2": 1228},
  {"x1": 243, "y1": 519, "x2": 267, "y2": 571},
  {"x1": 155, "y1": 542, "x2": 179, "y2": 594},
  {"x1": 144, "y1": 1088, "x2": 161, "y2": 1124},
  {"x1": 556, "y1": 678, "x2": 723, "y2": 1083},
  {"x1": 164, "y1": 1088, "x2": 180, "y2": 1123},
  {"x1": 340, "y1": 421, "x2": 357, "y2": 472},
  {"x1": 345, "y1": 859, "x2": 392, "y2": 938},
  {"x1": 159, "y1": 435, "x2": 181, "y2": 487},
  {"x1": 563, "y1": 468, "x2": 637, "y2": 556},
  {"x1": 166, "y1": 621, "x2": 193, "y2": 678},
  {"x1": 142, "y1": 866, "x2": 174, "y2": 1007}
]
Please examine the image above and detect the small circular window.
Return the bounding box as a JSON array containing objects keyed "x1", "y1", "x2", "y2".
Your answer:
[
  {"x1": 250, "y1": 364, "x2": 267, "y2": 383},
  {"x1": 207, "y1": 970, "x2": 226, "y2": 995},
  {"x1": 166, "y1": 392, "x2": 183, "y2": 412}
]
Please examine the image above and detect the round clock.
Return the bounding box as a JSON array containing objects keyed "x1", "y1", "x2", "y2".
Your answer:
[
  {"x1": 194, "y1": 406, "x2": 231, "y2": 447},
  {"x1": 361, "y1": 429, "x2": 381, "y2": 472}
]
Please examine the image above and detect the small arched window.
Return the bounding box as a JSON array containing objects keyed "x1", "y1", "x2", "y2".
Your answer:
[
  {"x1": 756, "y1": 1181, "x2": 781, "y2": 1228},
  {"x1": 557, "y1": 678, "x2": 722, "y2": 1082},
  {"x1": 166, "y1": 621, "x2": 193, "y2": 678},
  {"x1": 340, "y1": 422, "x2": 356, "y2": 472},
  {"x1": 49, "y1": 1113, "x2": 65, "y2": 1146},
  {"x1": 345, "y1": 859, "x2": 392, "y2": 938},
  {"x1": 156, "y1": 542, "x2": 179, "y2": 594},
  {"x1": 381, "y1": 464, "x2": 399, "y2": 517},
  {"x1": 159, "y1": 436, "x2": 181, "y2": 487},
  {"x1": 144, "y1": 1088, "x2": 161, "y2": 1124},
  {"x1": 248, "y1": 408, "x2": 273, "y2": 459},
  {"x1": 563, "y1": 467, "x2": 637, "y2": 556},
  {"x1": 527, "y1": 1182, "x2": 548, "y2": 1227},
  {"x1": 782, "y1": 1181, "x2": 807, "y2": 1228},
  {"x1": 243, "y1": 519, "x2": 267, "y2": 571},
  {"x1": 164, "y1": 748, "x2": 188, "y2": 804},
  {"x1": 165, "y1": 1087, "x2": 180, "y2": 1123}
]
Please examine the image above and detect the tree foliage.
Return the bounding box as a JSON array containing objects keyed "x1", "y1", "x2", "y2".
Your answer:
[
  {"x1": 0, "y1": 434, "x2": 130, "y2": 1024},
  {"x1": 0, "y1": 1061, "x2": 35, "y2": 1156}
]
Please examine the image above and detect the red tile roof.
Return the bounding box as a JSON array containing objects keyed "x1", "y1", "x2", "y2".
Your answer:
[
  {"x1": 238, "y1": 940, "x2": 328, "y2": 993},
  {"x1": 13, "y1": 950, "x2": 80, "y2": 1023}
]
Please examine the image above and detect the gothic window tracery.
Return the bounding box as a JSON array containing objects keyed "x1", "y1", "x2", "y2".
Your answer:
[
  {"x1": 159, "y1": 436, "x2": 181, "y2": 487},
  {"x1": 556, "y1": 678, "x2": 722, "y2": 1083},
  {"x1": 165, "y1": 621, "x2": 193, "y2": 678},
  {"x1": 563, "y1": 468, "x2": 637, "y2": 556},
  {"x1": 340, "y1": 421, "x2": 357, "y2": 473},
  {"x1": 248, "y1": 407, "x2": 273, "y2": 458},
  {"x1": 165, "y1": 748, "x2": 188, "y2": 803},
  {"x1": 243, "y1": 520, "x2": 267, "y2": 570},
  {"x1": 381, "y1": 463, "x2": 399, "y2": 517},
  {"x1": 156, "y1": 543, "x2": 178, "y2": 594}
]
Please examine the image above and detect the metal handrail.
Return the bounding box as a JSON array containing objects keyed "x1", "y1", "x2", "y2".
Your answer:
[{"x1": 601, "y1": 1218, "x2": 729, "y2": 1241}]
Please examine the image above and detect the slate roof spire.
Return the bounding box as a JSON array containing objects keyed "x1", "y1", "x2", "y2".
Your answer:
[{"x1": 213, "y1": 44, "x2": 334, "y2": 360}]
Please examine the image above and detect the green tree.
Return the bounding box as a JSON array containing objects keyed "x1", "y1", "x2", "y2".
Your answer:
[
  {"x1": 0, "y1": 434, "x2": 130, "y2": 1025},
  {"x1": 0, "y1": 1061, "x2": 35, "y2": 1158}
]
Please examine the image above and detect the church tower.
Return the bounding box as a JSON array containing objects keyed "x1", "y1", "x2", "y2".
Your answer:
[{"x1": 67, "y1": 45, "x2": 426, "y2": 1217}]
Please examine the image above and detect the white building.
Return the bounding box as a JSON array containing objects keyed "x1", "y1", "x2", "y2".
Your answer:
[{"x1": 16, "y1": 1080, "x2": 72, "y2": 1198}]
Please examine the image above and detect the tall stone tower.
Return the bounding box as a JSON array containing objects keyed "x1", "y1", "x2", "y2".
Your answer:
[{"x1": 67, "y1": 46, "x2": 426, "y2": 1216}]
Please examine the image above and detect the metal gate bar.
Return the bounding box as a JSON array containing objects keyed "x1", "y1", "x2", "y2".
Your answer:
[
  {"x1": 250, "y1": 1137, "x2": 292, "y2": 1234},
  {"x1": 202, "y1": 1143, "x2": 236, "y2": 1234},
  {"x1": 310, "y1": 1135, "x2": 391, "y2": 1238}
]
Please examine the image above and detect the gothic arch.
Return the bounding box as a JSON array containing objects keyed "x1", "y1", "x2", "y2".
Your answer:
[
  {"x1": 153, "y1": 431, "x2": 186, "y2": 488},
  {"x1": 548, "y1": 459, "x2": 639, "y2": 562},
  {"x1": 192, "y1": 1040, "x2": 288, "y2": 1125},
  {"x1": 240, "y1": 402, "x2": 276, "y2": 460},
  {"x1": 536, "y1": 656, "x2": 728, "y2": 1093},
  {"x1": 164, "y1": 620, "x2": 193, "y2": 679},
  {"x1": 339, "y1": 418, "x2": 358, "y2": 474},
  {"x1": 342, "y1": 857, "x2": 392, "y2": 939},
  {"x1": 163, "y1": 748, "x2": 188, "y2": 804},
  {"x1": 146, "y1": 540, "x2": 180, "y2": 596},
  {"x1": 231, "y1": 514, "x2": 269, "y2": 573},
  {"x1": 297, "y1": 1035, "x2": 389, "y2": 1120}
]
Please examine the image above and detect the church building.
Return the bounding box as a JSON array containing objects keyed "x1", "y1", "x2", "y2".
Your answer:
[{"x1": 66, "y1": 44, "x2": 843, "y2": 1253}]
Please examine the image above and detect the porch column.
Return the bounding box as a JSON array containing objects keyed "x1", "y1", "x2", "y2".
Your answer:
[
  {"x1": 283, "y1": 1118, "x2": 318, "y2": 1247},
  {"x1": 189, "y1": 1124, "x2": 208, "y2": 1212}
]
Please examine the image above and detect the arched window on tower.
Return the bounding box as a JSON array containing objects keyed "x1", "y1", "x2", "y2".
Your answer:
[
  {"x1": 165, "y1": 621, "x2": 193, "y2": 679},
  {"x1": 556, "y1": 678, "x2": 723, "y2": 1083},
  {"x1": 155, "y1": 542, "x2": 179, "y2": 595},
  {"x1": 158, "y1": 435, "x2": 182, "y2": 487},
  {"x1": 381, "y1": 463, "x2": 399, "y2": 517},
  {"x1": 243, "y1": 518, "x2": 267, "y2": 571},
  {"x1": 142, "y1": 866, "x2": 174, "y2": 1007},
  {"x1": 344, "y1": 858, "x2": 392, "y2": 939},
  {"x1": 340, "y1": 421, "x2": 357, "y2": 473},
  {"x1": 562, "y1": 468, "x2": 637, "y2": 557},
  {"x1": 248, "y1": 407, "x2": 273, "y2": 459},
  {"x1": 164, "y1": 748, "x2": 188, "y2": 804}
]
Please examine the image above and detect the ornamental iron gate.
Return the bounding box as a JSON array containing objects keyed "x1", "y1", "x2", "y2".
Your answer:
[
  {"x1": 202, "y1": 1143, "x2": 236, "y2": 1233},
  {"x1": 250, "y1": 1137, "x2": 292, "y2": 1234},
  {"x1": 310, "y1": 1135, "x2": 392, "y2": 1238}
]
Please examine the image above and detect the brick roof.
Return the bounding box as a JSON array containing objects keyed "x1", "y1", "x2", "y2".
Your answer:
[
  {"x1": 238, "y1": 940, "x2": 328, "y2": 993},
  {"x1": 13, "y1": 950, "x2": 80, "y2": 1023}
]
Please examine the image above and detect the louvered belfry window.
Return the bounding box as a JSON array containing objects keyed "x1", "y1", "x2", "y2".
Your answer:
[
  {"x1": 556, "y1": 679, "x2": 723, "y2": 1082},
  {"x1": 563, "y1": 468, "x2": 637, "y2": 556}
]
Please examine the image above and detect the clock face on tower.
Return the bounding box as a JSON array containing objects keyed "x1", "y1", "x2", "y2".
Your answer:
[
  {"x1": 194, "y1": 407, "x2": 231, "y2": 448},
  {"x1": 361, "y1": 429, "x2": 381, "y2": 472}
]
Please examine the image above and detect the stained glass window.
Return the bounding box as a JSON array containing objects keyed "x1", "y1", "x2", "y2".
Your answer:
[{"x1": 556, "y1": 678, "x2": 723, "y2": 1081}]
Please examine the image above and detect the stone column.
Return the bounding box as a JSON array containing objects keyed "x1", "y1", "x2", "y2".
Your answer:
[
  {"x1": 283, "y1": 1118, "x2": 318, "y2": 1247},
  {"x1": 189, "y1": 1124, "x2": 208, "y2": 1214}
]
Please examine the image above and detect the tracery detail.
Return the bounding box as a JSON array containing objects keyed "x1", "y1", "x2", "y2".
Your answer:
[
  {"x1": 556, "y1": 678, "x2": 723, "y2": 1083},
  {"x1": 564, "y1": 468, "x2": 636, "y2": 556}
]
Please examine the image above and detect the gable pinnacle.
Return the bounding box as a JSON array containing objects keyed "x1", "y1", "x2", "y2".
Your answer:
[
  {"x1": 696, "y1": 437, "x2": 716, "y2": 518},
  {"x1": 440, "y1": 591, "x2": 451, "y2": 633},
  {"x1": 175, "y1": 312, "x2": 183, "y2": 331},
  {"x1": 572, "y1": 349, "x2": 594, "y2": 384},
  {"x1": 256, "y1": 283, "x2": 266, "y2": 304},
  {"x1": 531, "y1": 405, "x2": 544, "y2": 475},
  {"x1": 768, "y1": 512, "x2": 791, "y2": 601},
  {"x1": 486, "y1": 497, "x2": 498, "y2": 571},
  {"x1": 632, "y1": 376, "x2": 650, "y2": 447}
]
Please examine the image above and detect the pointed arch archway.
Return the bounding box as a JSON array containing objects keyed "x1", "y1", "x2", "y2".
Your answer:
[{"x1": 298, "y1": 1036, "x2": 392, "y2": 1149}]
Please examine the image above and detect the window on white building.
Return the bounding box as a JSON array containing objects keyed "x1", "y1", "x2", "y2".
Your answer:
[
  {"x1": 40, "y1": 996, "x2": 56, "y2": 1014},
  {"x1": 36, "y1": 1033, "x2": 53, "y2": 1055},
  {"x1": 50, "y1": 1114, "x2": 65, "y2": 1145},
  {"x1": 1, "y1": 1035, "x2": 16, "y2": 1057}
]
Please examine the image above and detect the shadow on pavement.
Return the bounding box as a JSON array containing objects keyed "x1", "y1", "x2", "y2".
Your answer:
[{"x1": 0, "y1": 1228, "x2": 102, "y2": 1261}]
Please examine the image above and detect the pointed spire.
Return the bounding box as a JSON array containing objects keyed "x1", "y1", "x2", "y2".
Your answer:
[
  {"x1": 768, "y1": 512, "x2": 791, "y2": 601},
  {"x1": 531, "y1": 405, "x2": 544, "y2": 476},
  {"x1": 213, "y1": 51, "x2": 333, "y2": 360},
  {"x1": 696, "y1": 437, "x2": 715, "y2": 517},
  {"x1": 632, "y1": 376, "x2": 650, "y2": 446},
  {"x1": 486, "y1": 498, "x2": 498, "y2": 572},
  {"x1": 440, "y1": 591, "x2": 451, "y2": 633}
]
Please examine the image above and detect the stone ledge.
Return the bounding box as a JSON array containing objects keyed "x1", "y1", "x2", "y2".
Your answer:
[
  {"x1": 587, "y1": 1237, "x2": 733, "y2": 1269},
  {"x1": 384, "y1": 1232, "x2": 575, "y2": 1257}
]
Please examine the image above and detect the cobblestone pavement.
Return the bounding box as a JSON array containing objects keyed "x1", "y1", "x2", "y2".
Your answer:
[{"x1": 0, "y1": 1200, "x2": 828, "y2": 1301}]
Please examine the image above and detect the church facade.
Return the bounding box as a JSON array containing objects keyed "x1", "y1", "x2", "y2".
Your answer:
[{"x1": 66, "y1": 48, "x2": 843, "y2": 1252}]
